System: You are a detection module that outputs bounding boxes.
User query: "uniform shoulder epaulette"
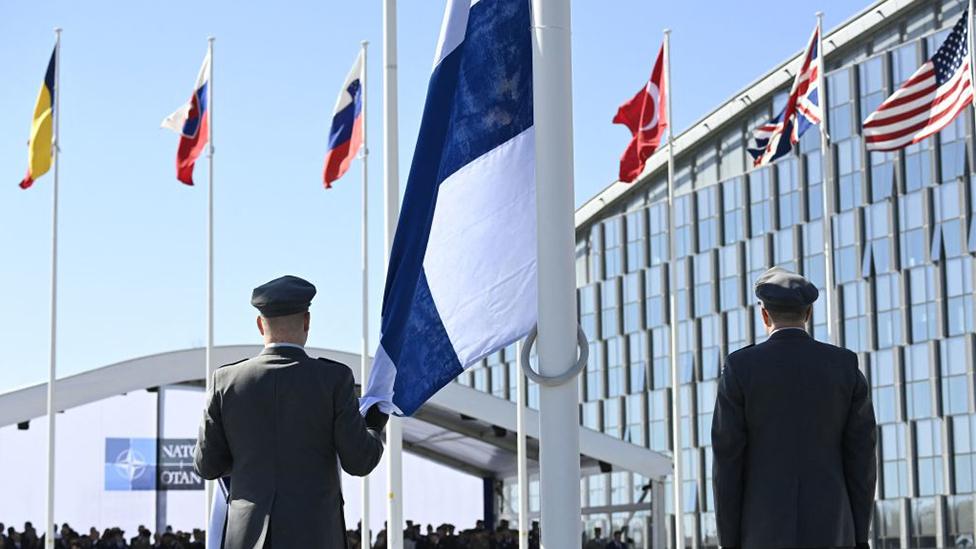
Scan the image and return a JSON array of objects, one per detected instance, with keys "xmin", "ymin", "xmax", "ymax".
[
  {"xmin": 316, "ymin": 356, "xmax": 345, "ymax": 366},
  {"xmin": 218, "ymin": 357, "xmax": 249, "ymax": 369},
  {"xmin": 728, "ymin": 343, "xmax": 756, "ymax": 357}
]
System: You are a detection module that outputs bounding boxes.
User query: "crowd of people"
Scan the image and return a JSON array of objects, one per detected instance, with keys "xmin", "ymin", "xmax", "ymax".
[
  {"xmin": 1, "ymin": 520, "xmax": 634, "ymax": 549},
  {"xmin": 346, "ymin": 520, "xmax": 635, "ymax": 549},
  {"xmin": 0, "ymin": 522, "xmax": 204, "ymax": 549},
  {"xmin": 346, "ymin": 519, "xmax": 533, "ymax": 549}
]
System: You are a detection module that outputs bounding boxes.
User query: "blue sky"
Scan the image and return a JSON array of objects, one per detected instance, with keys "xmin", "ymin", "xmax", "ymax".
[{"xmin": 0, "ymin": 0, "xmax": 865, "ymax": 392}]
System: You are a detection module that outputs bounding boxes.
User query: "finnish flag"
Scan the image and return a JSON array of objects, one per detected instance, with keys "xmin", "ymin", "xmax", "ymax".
[{"xmin": 362, "ymin": 0, "xmax": 537, "ymax": 416}]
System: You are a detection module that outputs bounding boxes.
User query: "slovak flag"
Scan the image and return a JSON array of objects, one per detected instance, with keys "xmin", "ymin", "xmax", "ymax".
[
  {"xmin": 613, "ymin": 44, "xmax": 668, "ymax": 183},
  {"xmin": 323, "ymin": 50, "xmax": 365, "ymax": 188},
  {"xmin": 161, "ymin": 51, "xmax": 211, "ymax": 185},
  {"xmin": 361, "ymin": 0, "xmax": 536, "ymax": 416}
]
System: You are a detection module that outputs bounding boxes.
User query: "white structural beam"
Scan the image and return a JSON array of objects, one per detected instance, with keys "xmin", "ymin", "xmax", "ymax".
[{"xmin": 0, "ymin": 345, "xmax": 672, "ymax": 481}]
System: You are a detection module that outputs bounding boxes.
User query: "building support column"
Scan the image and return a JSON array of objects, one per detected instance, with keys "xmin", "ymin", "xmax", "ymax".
[{"xmin": 652, "ymin": 478, "xmax": 667, "ymax": 549}]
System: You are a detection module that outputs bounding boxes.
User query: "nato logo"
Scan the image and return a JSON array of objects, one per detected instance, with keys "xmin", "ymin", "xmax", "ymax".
[{"xmin": 105, "ymin": 438, "xmax": 157, "ymax": 491}]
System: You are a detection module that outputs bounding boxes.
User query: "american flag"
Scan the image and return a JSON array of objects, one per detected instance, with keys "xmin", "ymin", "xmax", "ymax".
[
  {"xmin": 748, "ymin": 25, "xmax": 823, "ymax": 167},
  {"xmin": 864, "ymin": 11, "xmax": 974, "ymax": 151}
]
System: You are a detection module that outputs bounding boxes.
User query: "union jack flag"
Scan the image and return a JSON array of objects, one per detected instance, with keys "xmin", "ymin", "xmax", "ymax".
[
  {"xmin": 747, "ymin": 25, "xmax": 823, "ymax": 167},
  {"xmin": 864, "ymin": 10, "xmax": 973, "ymax": 151}
]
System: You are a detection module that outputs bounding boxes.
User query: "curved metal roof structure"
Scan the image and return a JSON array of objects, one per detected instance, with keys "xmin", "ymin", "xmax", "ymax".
[{"xmin": 0, "ymin": 345, "xmax": 672, "ymax": 480}]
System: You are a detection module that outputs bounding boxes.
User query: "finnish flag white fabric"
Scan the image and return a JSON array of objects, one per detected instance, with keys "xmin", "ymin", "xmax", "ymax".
[
  {"xmin": 207, "ymin": 477, "xmax": 229, "ymax": 549},
  {"xmin": 361, "ymin": 0, "xmax": 537, "ymax": 416}
]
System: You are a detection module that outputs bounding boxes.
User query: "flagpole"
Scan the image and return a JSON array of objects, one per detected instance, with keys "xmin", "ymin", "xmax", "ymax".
[
  {"xmin": 44, "ymin": 27, "xmax": 62, "ymax": 549},
  {"xmin": 815, "ymin": 13, "xmax": 837, "ymax": 345},
  {"xmin": 383, "ymin": 2, "xmax": 404, "ymax": 547},
  {"xmin": 515, "ymin": 341, "xmax": 529, "ymax": 549},
  {"xmin": 358, "ymin": 39, "xmax": 372, "ymax": 549},
  {"xmin": 530, "ymin": 1, "xmax": 582, "ymax": 547},
  {"xmin": 204, "ymin": 35, "xmax": 216, "ymax": 528},
  {"xmin": 967, "ymin": 0, "xmax": 976, "ymax": 159},
  {"xmin": 663, "ymin": 28, "xmax": 685, "ymax": 549}
]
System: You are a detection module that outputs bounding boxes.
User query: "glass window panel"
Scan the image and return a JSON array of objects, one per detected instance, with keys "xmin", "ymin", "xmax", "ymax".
[
  {"xmin": 648, "ymin": 201, "xmax": 670, "ymax": 266},
  {"xmin": 644, "ymin": 265, "xmax": 666, "ymax": 328},
  {"xmin": 603, "ymin": 217, "xmax": 624, "ymax": 279},
  {"xmin": 697, "ymin": 186, "xmax": 720, "ymax": 251},
  {"xmin": 749, "ymin": 168, "xmax": 774, "ymax": 236},
  {"xmin": 777, "ymin": 158, "xmax": 802, "ymax": 227},
  {"xmin": 674, "ymin": 194, "xmax": 696, "ymax": 258},
  {"xmin": 720, "ymin": 128, "xmax": 744, "ymax": 179},
  {"xmin": 622, "ymin": 272, "xmax": 643, "ymax": 334},
  {"xmin": 719, "ymin": 244, "xmax": 743, "ymax": 311},
  {"xmin": 696, "ymin": 145, "xmax": 719, "ymax": 188},
  {"xmin": 625, "ymin": 208, "xmax": 648, "ymax": 272},
  {"xmin": 694, "ymin": 252, "xmax": 715, "ymax": 317},
  {"xmin": 723, "ymin": 177, "xmax": 746, "ymax": 244},
  {"xmin": 601, "ymin": 278, "xmax": 620, "ymax": 339},
  {"xmin": 805, "ymin": 149, "xmax": 825, "ymax": 220},
  {"xmin": 651, "ymin": 326, "xmax": 671, "ymax": 390},
  {"xmin": 607, "ymin": 337, "xmax": 625, "ymax": 398}
]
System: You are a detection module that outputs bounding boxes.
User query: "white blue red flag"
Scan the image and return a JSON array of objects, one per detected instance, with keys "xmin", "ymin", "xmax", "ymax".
[
  {"xmin": 162, "ymin": 51, "xmax": 211, "ymax": 185},
  {"xmin": 864, "ymin": 10, "xmax": 973, "ymax": 151},
  {"xmin": 323, "ymin": 50, "xmax": 365, "ymax": 188},
  {"xmin": 747, "ymin": 25, "xmax": 823, "ymax": 167},
  {"xmin": 361, "ymin": 0, "xmax": 537, "ymax": 416}
]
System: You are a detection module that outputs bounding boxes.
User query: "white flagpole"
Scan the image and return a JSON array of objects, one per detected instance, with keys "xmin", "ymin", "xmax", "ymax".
[
  {"xmin": 383, "ymin": 2, "xmax": 404, "ymax": 547},
  {"xmin": 968, "ymin": 1, "xmax": 976, "ymax": 176},
  {"xmin": 815, "ymin": 13, "xmax": 837, "ymax": 345},
  {"xmin": 204, "ymin": 35, "xmax": 216, "ymax": 528},
  {"xmin": 664, "ymin": 28, "xmax": 685, "ymax": 549},
  {"xmin": 515, "ymin": 341, "xmax": 529, "ymax": 549},
  {"xmin": 359, "ymin": 39, "xmax": 372, "ymax": 549},
  {"xmin": 530, "ymin": 1, "xmax": 582, "ymax": 548},
  {"xmin": 44, "ymin": 27, "xmax": 62, "ymax": 549}
]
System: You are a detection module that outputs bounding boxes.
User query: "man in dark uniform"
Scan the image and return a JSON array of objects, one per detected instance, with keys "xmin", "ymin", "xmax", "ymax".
[
  {"xmin": 712, "ymin": 267, "xmax": 877, "ymax": 549},
  {"xmin": 194, "ymin": 275, "xmax": 388, "ymax": 548}
]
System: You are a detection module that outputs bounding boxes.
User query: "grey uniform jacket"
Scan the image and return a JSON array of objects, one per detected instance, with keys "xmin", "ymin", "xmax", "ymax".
[
  {"xmin": 194, "ymin": 346, "xmax": 384, "ymax": 549},
  {"xmin": 711, "ymin": 329, "xmax": 877, "ymax": 549}
]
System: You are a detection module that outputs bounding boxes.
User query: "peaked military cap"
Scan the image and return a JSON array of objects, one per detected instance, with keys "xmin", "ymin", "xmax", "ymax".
[
  {"xmin": 251, "ymin": 275, "xmax": 317, "ymax": 317},
  {"xmin": 754, "ymin": 267, "xmax": 818, "ymax": 312}
]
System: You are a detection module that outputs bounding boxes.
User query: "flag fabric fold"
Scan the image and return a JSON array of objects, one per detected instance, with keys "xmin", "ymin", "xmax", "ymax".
[
  {"xmin": 361, "ymin": 0, "xmax": 536, "ymax": 417},
  {"xmin": 613, "ymin": 44, "xmax": 667, "ymax": 183},
  {"xmin": 863, "ymin": 10, "xmax": 973, "ymax": 151},
  {"xmin": 323, "ymin": 51, "xmax": 365, "ymax": 188},
  {"xmin": 207, "ymin": 477, "xmax": 230, "ymax": 549},
  {"xmin": 747, "ymin": 25, "xmax": 823, "ymax": 167},
  {"xmin": 19, "ymin": 46, "xmax": 57, "ymax": 190},
  {"xmin": 162, "ymin": 52, "xmax": 211, "ymax": 185}
]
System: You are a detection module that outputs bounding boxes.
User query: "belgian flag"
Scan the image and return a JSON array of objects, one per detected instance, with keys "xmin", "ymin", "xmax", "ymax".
[{"xmin": 20, "ymin": 46, "xmax": 57, "ymax": 190}]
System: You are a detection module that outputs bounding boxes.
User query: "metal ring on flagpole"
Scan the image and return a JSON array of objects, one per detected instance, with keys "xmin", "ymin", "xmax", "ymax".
[{"xmin": 519, "ymin": 324, "xmax": 588, "ymax": 387}]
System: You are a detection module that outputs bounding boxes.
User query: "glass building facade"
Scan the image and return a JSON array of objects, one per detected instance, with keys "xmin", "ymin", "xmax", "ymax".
[{"xmin": 460, "ymin": 1, "xmax": 976, "ymax": 547}]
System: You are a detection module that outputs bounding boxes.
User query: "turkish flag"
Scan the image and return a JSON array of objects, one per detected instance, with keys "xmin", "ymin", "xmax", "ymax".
[{"xmin": 613, "ymin": 44, "xmax": 668, "ymax": 183}]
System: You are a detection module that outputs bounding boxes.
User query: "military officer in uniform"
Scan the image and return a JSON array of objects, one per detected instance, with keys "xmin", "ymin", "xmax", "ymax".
[
  {"xmin": 711, "ymin": 267, "xmax": 877, "ymax": 549},
  {"xmin": 194, "ymin": 275, "xmax": 388, "ymax": 548}
]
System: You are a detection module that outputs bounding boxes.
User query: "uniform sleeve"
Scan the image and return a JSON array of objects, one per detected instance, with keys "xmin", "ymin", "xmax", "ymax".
[
  {"xmin": 194, "ymin": 370, "xmax": 233, "ymax": 480},
  {"xmin": 711, "ymin": 358, "xmax": 746, "ymax": 548},
  {"xmin": 334, "ymin": 366, "xmax": 385, "ymax": 476},
  {"xmin": 843, "ymin": 360, "xmax": 878, "ymax": 544}
]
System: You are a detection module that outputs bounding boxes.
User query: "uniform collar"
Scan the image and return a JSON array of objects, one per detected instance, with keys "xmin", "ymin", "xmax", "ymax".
[
  {"xmin": 260, "ymin": 342, "xmax": 308, "ymax": 358},
  {"xmin": 768, "ymin": 326, "xmax": 810, "ymax": 340}
]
